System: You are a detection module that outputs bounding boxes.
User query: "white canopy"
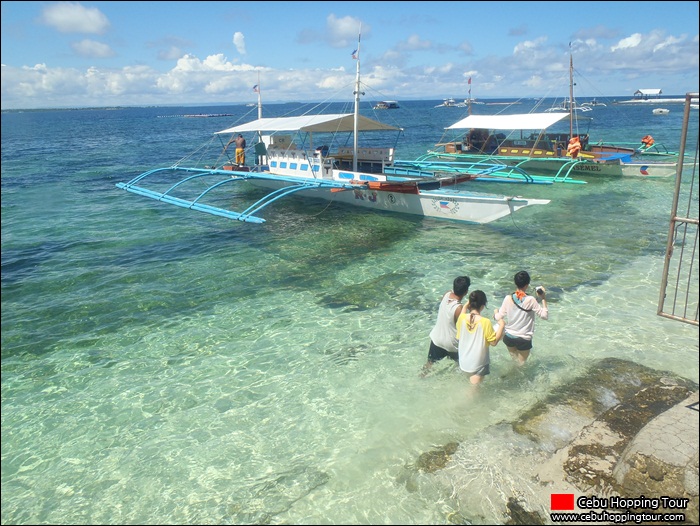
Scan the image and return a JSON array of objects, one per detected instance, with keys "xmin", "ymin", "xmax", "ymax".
[
  {"xmin": 634, "ymin": 89, "xmax": 662, "ymax": 96},
  {"xmin": 447, "ymin": 112, "xmax": 569, "ymax": 131},
  {"xmin": 215, "ymin": 113, "xmax": 401, "ymax": 135}
]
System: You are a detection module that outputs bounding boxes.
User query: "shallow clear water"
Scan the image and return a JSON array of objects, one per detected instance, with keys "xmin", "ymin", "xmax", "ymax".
[{"xmin": 2, "ymin": 99, "xmax": 698, "ymax": 524}]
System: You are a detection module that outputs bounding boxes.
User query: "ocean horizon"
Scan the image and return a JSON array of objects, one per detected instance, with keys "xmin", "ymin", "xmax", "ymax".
[
  {"xmin": 2, "ymin": 92, "xmax": 696, "ymax": 112},
  {"xmin": 2, "ymin": 98, "xmax": 698, "ymax": 524}
]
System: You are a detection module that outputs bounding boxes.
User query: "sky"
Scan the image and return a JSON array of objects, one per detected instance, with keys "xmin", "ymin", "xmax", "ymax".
[{"xmin": 1, "ymin": 1, "xmax": 698, "ymax": 110}]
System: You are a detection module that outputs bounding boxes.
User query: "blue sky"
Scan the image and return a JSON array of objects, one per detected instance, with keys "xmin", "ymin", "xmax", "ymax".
[{"xmin": 1, "ymin": 1, "xmax": 698, "ymax": 109}]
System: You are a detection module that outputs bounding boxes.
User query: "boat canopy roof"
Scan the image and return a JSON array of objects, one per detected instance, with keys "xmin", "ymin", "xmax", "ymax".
[
  {"xmin": 447, "ymin": 112, "xmax": 569, "ymax": 131},
  {"xmin": 215, "ymin": 113, "xmax": 401, "ymax": 135}
]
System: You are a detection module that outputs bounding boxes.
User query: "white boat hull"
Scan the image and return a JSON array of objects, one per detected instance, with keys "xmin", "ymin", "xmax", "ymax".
[{"xmin": 249, "ymin": 176, "xmax": 549, "ymax": 224}]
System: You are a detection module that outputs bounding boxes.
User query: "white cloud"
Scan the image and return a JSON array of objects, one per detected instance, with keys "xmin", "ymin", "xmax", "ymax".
[
  {"xmin": 523, "ymin": 75, "xmax": 545, "ymax": 89},
  {"xmin": 513, "ymin": 37, "xmax": 547, "ymax": 55},
  {"xmin": 652, "ymin": 35, "xmax": 684, "ymax": 53},
  {"xmin": 611, "ymin": 33, "xmax": 642, "ymax": 52},
  {"xmin": 71, "ymin": 39, "xmax": 115, "ymax": 58},
  {"xmin": 1, "ymin": 27, "xmax": 697, "ymax": 110},
  {"xmin": 317, "ymin": 72, "xmax": 351, "ymax": 91},
  {"xmin": 170, "ymin": 53, "xmax": 254, "ymax": 73},
  {"xmin": 233, "ymin": 32, "xmax": 246, "ymax": 55},
  {"xmin": 40, "ymin": 2, "xmax": 110, "ymax": 34},
  {"xmin": 1, "ymin": 63, "xmax": 84, "ymax": 102},
  {"xmin": 325, "ymin": 14, "xmax": 365, "ymax": 48}
]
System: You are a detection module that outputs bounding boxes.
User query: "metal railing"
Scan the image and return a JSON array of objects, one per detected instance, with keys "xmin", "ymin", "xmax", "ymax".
[{"xmin": 657, "ymin": 92, "xmax": 699, "ymax": 326}]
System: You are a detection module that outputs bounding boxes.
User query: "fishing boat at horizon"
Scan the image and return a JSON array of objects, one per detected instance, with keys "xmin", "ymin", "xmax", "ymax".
[
  {"xmin": 373, "ymin": 100, "xmax": 400, "ymax": 109},
  {"xmin": 434, "ymin": 98, "xmax": 458, "ymax": 108}
]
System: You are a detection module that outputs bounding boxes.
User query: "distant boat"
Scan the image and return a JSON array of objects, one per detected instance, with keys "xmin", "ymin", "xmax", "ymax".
[
  {"xmin": 373, "ymin": 100, "xmax": 399, "ymax": 109},
  {"xmin": 544, "ymin": 99, "xmax": 592, "ymax": 113},
  {"xmin": 581, "ymin": 98, "xmax": 607, "ymax": 108},
  {"xmin": 652, "ymin": 108, "xmax": 670, "ymax": 115},
  {"xmin": 182, "ymin": 113, "xmax": 236, "ymax": 118},
  {"xmin": 435, "ymin": 98, "xmax": 458, "ymax": 108},
  {"xmin": 455, "ymin": 98, "xmax": 484, "ymax": 107}
]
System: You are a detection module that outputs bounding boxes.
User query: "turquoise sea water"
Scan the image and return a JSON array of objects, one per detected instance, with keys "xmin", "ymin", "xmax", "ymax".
[{"xmin": 2, "ymin": 98, "xmax": 699, "ymax": 524}]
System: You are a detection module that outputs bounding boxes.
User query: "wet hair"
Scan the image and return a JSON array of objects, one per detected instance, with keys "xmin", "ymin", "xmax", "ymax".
[
  {"xmin": 468, "ymin": 290, "xmax": 487, "ymax": 310},
  {"xmin": 514, "ymin": 271, "xmax": 531, "ymax": 289},
  {"xmin": 453, "ymin": 276, "xmax": 471, "ymax": 297}
]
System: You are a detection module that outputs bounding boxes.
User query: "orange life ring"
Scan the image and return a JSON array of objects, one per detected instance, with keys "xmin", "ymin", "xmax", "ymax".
[
  {"xmin": 567, "ymin": 137, "xmax": 581, "ymax": 159},
  {"xmin": 641, "ymin": 135, "xmax": 655, "ymax": 147}
]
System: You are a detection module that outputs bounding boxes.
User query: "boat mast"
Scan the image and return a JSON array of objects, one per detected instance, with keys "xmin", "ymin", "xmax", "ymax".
[
  {"xmin": 467, "ymin": 76, "xmax": 472, "ymax": 116},
  {"xmin": 352, "ymin": 26, "xmax": 363, "ymax": 172},
  {"xmin": 256, "ymin": 71, "xmax": 262, "ymax": 120},
  {"xmin": 568, "ymin": 43, "xmax": 574, "ymax": 139},
  {"xmin": 252, "ymin": 73, "xmax": 264, "ymax": 164},
  {"xmin": 255, "ymin": 72, "xmax": 262, "ymax": 145}
]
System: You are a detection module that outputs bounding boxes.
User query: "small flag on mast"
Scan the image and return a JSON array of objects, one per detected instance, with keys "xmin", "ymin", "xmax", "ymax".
[
  {"xmin": 351, "ymin": 49, "xmax": 358, "ymax": 60},
  {"xmin": 252, "ymin": 85, "xmax": 259, "ymax": 93}
]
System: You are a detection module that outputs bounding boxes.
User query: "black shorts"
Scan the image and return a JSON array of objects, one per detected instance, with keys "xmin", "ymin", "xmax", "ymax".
[
  {"xmin": 503, "ymin": 333, "xmax": 533, "ymax": 351},
  {"xmin": 427, "ymin": 340, "xmax": 458, "ymax": 363}
]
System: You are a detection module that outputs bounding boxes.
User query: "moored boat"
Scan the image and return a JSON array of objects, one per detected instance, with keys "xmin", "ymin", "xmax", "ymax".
[
  {"xmin": 116, "ymin": 34, "xmax": 549, "ymax": 225},
  {"xmin": 420, "ymin": 112, "xmax": 677, "ymax": 179},
  {"xmin": 373, "ymin": 100, "xmax": 400, "ymax": 109},
  {"xmin": 435, "ymin": 98, "xmax": 458, "ymax": 108},
  {"xmin": 418, "ymin": 47, "xmax": 677, "ymax": 180},
  {"xmin": 581, "ymin": 98, "xmax": 607, "ymax": 108}
]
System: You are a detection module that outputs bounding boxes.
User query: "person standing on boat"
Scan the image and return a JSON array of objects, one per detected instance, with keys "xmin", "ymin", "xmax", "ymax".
[
  {"xmin": 235, "ymin": 134, "xmax": 246, "ymax": 165},
  {"xmin": 421, "ymin": 276, "xmax": 470, "ymax": 376},
  {"xmin": 495, "ymin": 271, "xmax": 548, "ymax": 365},
  {"xmin": 567, "ymin": 136, "xmax": 581, "ymax": 159},
  {"xmin": 456, "ymin": 290, "xmax": 505, "ymax": 385}
]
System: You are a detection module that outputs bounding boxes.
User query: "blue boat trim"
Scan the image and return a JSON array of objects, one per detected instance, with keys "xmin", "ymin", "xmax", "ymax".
[{"xmin": 116, "ymin": 166, "xmax": 360, "ymax": 223}]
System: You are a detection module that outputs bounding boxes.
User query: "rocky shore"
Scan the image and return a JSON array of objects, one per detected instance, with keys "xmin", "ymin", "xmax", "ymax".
[{"xmin": 401, "ymin": 357, "xmax": 699, "ymax": 524}]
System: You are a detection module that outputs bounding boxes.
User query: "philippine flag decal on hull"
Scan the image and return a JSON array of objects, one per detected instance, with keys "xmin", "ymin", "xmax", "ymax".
[{"xmin": 433, "ymin": 199, "xmax": 458, "ymax": 214}]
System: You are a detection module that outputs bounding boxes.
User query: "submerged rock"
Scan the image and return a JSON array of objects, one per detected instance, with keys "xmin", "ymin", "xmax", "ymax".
[
  {"xmin": 504, "ymin": 497, "xmax": 545, "ymax": 525},
  {"xmin": 407, "ymin": 357, "xmax": 698, "ymax": 524},
  {"xmin": 415, "ymin": 442, "xmax": 460, "ymax": 473}
]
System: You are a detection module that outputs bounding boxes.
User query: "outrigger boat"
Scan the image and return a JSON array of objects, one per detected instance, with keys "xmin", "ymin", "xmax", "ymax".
[
  {"xmin": 419, "ymin": 111, "xmax": 677, "ymax": 179},
  {"xmin": 116, "ymin": 36, "xmax": 549, "ymax": 225},
  {"xmin": 419, "ymin": 45, "xmax": 677, "ymax": 180}
]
